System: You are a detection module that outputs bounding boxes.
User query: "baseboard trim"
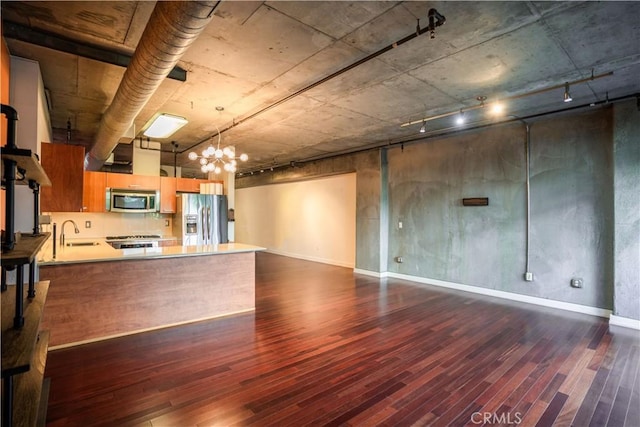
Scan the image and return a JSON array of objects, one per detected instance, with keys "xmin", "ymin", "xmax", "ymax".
[
  {"xmin": 266, "ymin": 249, "xmax": 354, "ymax": 269},
  {"xmin": 353, "ymin": 268, "xmax": 388, "ymax": 278},
  {"xmin": 609, "ymin": 315, "xmax": 640, "ymax": 330},
  {"xmin": 388, "ymin": 272, "xmax": 612, "ymax": 318},
  {"xmin": 353, "ymin": 269, "xmax": 613, "ymax": 319}
]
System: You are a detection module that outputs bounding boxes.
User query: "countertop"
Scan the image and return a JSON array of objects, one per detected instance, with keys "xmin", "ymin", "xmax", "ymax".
[{"xmin": 38, "ymin": 238, "xmax": 266, "ymax": 265}]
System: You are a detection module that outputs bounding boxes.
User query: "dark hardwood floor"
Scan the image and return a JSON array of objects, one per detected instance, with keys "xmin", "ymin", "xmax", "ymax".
[{"xmin": 44, "ymin": 253, "xmax": 639, "ymax": 426}]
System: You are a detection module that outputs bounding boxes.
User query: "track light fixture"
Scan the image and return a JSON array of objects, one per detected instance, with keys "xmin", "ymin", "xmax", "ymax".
[
  {"xmin": 419, "ymin": 121, "xmax": 427, "ymax": 133},
  {"xmin": 563, "ymin": 82, "xmax": 573, "ymax": 103},
  {"xmin": 491, "ymin": 103, "xmax": 504, "ymax": 115},
  {"xmin": 400, "ymin": 71, "xmax": 613, "ymax": 131},
  {"xmin": 426, "ymin": 8, "xmax": 446, "ymax": 39},
  {"xmin": 455, "ymin": 110, "xmax": 465, "ymax": 125}
]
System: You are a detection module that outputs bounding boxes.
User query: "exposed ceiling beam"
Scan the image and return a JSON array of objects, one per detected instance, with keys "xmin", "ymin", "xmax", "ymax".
[{"xmin": 2, "ymin": 20, "xmax": 187, "ymax": 82}]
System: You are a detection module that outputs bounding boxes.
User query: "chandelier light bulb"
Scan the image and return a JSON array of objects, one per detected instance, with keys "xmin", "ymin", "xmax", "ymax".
[
  {"xmin": 223, "ymin": 147, "xmax": 233, "ymax": 157},
  {"xmin": 207, "ymin": 162, "xmax": 215, "ymax": 172},
  {"xmin": 199, "ymin": 157, "xmax": 208, "ymax": 166},
  {"xmin": 188, "ymin": 151, "xmax": 198, "ymax": 160},
  {"xmin": 214, "ymin": 148, "xmax": 223, "ymax": 159},
  {"xmin": 201, "ymin": 164, "xmax": 208, "ymax": 173},
  {"xmin": 214, "ymin": 166, "xmax": 222, "ymax": 174},
  {"xmin": 239, "ymin": 153, "xmax": 248, "ymax": 162}
]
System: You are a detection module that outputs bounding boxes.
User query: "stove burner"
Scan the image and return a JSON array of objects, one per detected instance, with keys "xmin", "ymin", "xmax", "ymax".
[{"xmin": 106, "ymin": 234, "xmax": 161, "ymax": 241}]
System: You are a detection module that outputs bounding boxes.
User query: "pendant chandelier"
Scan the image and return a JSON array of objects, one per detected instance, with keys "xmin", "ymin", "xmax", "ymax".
[{"xmin": 187, "ymin": 125, "xmax": 247, "ymax": 174}]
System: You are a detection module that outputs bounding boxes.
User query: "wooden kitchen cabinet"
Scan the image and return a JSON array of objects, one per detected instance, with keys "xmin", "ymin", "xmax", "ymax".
[
  {"xmin": 83, "ymin": 171, "xmax": 107, "ymax": 212},
  {"xmin": 160, "ymin": 176, "xmax": 176, "ymax": 213},
  {"xmin": 106, "ymin": 173, "xmax": 160, "ymax": 191},
  {"xmin": 40, "ymin": 142, "xmax": 85, "ymax": 212},
  {"xmin": 176, "ymin": 178, "xmax": 222, "ymax": 193},
  {"xmin": 176, "ymin": 177, "xmax": 203, "ymax": 193}
]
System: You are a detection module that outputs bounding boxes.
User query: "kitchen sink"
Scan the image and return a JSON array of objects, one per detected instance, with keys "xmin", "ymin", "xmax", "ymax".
[{"xmin": 66, "ymin": 241, "xmax": 100, "ymax": 247}]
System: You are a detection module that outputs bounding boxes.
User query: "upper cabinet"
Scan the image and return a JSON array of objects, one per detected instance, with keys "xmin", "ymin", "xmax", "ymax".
[
  {"xmin": 40, "ymin": 142, "xmax": 84, "ymax": 212},
  {"xmin": 176, "ymin": 177, "xmax": 203, "ymax": 193},
  {"xmin": 176, "ymin": 178, "xmax": 222, "ymax": 193},
  {"xmin": 106, "ymin": 173, "xmax": 160, "ymax": 191},
  {"xmin": 83, "ymin": 171, "xmax": 107, "ymax": 212},
  {"xmin": 159, "ymin": 177, "xmax": 176, "ymax": 214}
]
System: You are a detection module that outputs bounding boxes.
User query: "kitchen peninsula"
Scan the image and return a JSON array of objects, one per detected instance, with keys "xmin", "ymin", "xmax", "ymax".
[{"xmin": 38, "ymin": 240, "xmax": 265, "ymax": 348}]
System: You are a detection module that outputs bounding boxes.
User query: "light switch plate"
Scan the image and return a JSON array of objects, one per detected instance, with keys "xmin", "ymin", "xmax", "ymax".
[{"xmin": 85, "ymin": 221, "xmax": 91, "ymax": 229}]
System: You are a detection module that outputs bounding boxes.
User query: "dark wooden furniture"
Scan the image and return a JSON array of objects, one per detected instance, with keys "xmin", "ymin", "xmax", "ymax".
[{"xmin": 40, "ymin": 143, "xmax": 85, "ymax": 213}]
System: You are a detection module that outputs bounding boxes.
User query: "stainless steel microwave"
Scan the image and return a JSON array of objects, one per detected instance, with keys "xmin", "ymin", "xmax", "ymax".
[{"xmin": 106, "ymin": 188, "xmax": 159, "ymax": 213}]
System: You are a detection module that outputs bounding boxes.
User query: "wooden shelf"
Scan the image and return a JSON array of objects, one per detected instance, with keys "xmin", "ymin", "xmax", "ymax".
[
  {"xmin": 1, "ymin": 233, "xmax": 50, "ymax": 266},
  {"xmin": 11, "ymin": 330, "xmax": 50, "ymax": 427},
  {"xmin": 1, "ymin": 148, "xmax": 52, "ymax": 187},
  {"xmin": 1, "ymin": 281, "xmax": 49, "ymax": 378}
]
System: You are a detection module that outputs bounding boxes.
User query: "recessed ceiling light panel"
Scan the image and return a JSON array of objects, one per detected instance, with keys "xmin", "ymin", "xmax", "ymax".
[{"xmin": 143, "ymin": 113, "xmax": 188, "ymax": 138}]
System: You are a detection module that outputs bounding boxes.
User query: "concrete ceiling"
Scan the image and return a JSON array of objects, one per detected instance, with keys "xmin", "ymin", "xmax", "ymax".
[{"xmin": 2, "ymin": 1, "xmax": 639, "ymax": 176}]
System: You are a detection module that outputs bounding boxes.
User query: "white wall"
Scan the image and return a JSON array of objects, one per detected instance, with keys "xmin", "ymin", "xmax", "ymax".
[
  {"xmin": 133, "ymin": 139, "xmax": 160, "ymax": 176},
  {"xmin": 236, "ymin": 173, "xmax": 356, "ymax": 268},
  {"xmin": 9, "ymin": 56, "xmax": 52, "ymax": 233}
]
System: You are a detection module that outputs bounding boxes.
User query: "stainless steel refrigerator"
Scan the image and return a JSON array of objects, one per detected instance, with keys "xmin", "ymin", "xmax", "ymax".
[{"xmin": 173, "ymin": 194, "xmax": 228, "ymax": 245}]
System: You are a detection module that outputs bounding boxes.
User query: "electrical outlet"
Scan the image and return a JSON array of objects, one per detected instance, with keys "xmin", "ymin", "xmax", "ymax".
[
  {"xmin": 571, "ymin": 278, "xmax": 583, "ymax": 288},
  {"xmin": 524, "ymin": 272, "xmax": 534, "ymax": 281},
  {"xmin": 85, "ymin": 221, "xmax": 91, "ymax": 229},
  {"xmin": 165, "ymin": 219, "xmax": 170, "ymax": 227},
  {"xmin": 398, "ymin": 221, "xmax": 403, "ymax": 229},
  {"xmin": 395, "ymin": 256, "xmax": 403, "ymax": 263}
]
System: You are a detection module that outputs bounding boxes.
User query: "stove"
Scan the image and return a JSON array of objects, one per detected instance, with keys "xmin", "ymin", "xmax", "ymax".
[
  {"xmin": 105, "ymin": 234, "xmax": 161, "ymax": 249},
  {"xmin": 106, "ymin": 234, "xmax": 161, "ymax": 240}
]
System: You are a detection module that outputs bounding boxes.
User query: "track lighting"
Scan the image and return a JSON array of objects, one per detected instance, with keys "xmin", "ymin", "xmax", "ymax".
[
  {"xmin": 427, "ymin": 9, "xmax": 446, "ymax": 39},
  {"xmin": 491, "ymin": 103, "xmax": 504, "ymax": 115},
  {"xmin": 400, "ymin": 71, "xmax": 613, "ymax": 132},
  {"xmin": 563, "ymin": 82, "xmax": 572, "ymax": 103},
  {"xmin": 455, "ymin": 111, "xmax": 465, "ymax": 125}
]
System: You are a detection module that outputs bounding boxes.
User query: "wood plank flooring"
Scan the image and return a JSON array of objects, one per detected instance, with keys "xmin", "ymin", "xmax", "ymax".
[{"xmin": 43, "ymin": 253, "xmax": 639, "ymax": 426}]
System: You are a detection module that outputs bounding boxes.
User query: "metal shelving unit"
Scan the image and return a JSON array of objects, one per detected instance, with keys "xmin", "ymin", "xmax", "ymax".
[{"xmin": 1, "ymin": 104, "xmax": 52, "ymax": 427}]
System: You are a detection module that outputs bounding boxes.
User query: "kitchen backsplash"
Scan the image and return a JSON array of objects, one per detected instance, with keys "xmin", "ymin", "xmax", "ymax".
[{"xmin": 42, "ymin": 212, "xmax": 172, "ymax": 239}]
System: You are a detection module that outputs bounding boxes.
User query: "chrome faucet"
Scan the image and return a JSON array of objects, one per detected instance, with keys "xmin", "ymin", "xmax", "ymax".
[{"xmin": 60, "ymin": 219, "xmax": 80, "ymax": 246}]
